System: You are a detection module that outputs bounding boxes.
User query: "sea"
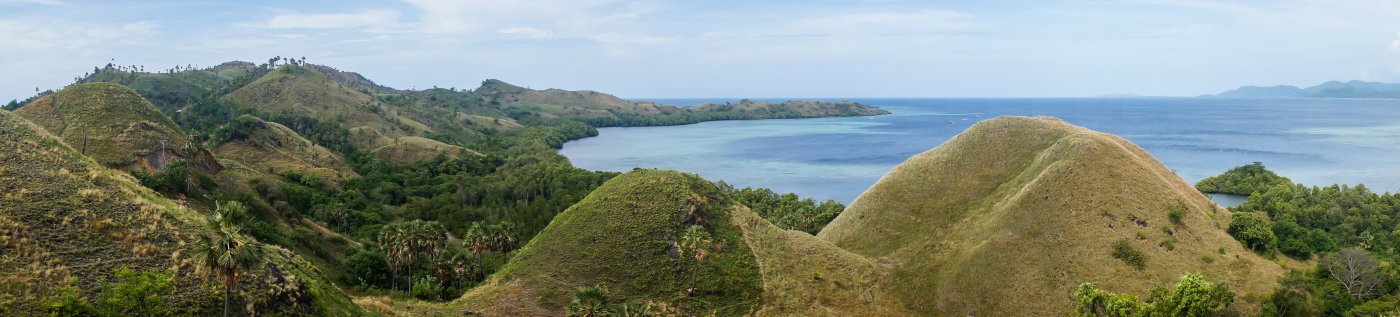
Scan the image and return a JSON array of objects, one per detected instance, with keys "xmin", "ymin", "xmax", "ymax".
[{"xmin": 559, "ymin": 98, "xmax": 1400, "ymax": 206}]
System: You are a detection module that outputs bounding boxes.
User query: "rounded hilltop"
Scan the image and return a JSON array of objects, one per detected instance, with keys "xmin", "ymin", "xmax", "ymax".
[
  {"xmin": 819, "ymin": 116, "xmax": 1284, "ymax": 316},
  {"xmin": 13, "ymin": 82, "xmax": 221, "ymax": 174}
]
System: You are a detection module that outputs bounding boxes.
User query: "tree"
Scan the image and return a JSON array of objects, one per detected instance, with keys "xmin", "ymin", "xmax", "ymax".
[
  {"xmin": 1321, "ymin": 248, "xmax": 1381, "ymax": 300},
  {"xmin": 1074, "ymin": 273, "xmax": 1233, "ymax": 317},
  {"xmin": 95, "ymin": 267, "xmax": 173, "ymax": 316},
  {"xmin": 1227, "ymin": 211, "xmax": 1276, "ymax": 253},
  {"xmin": 679, "ymin": 225, "xmax": 713, "ymax": 294},
  {"xmin": 191, "ymin": 201, "xmax": 266, "ymax": 317}
]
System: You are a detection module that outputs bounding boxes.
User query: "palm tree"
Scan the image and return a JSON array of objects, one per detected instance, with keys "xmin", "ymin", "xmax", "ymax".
[
  {"xmin": 679, "ymin": 225, "xmax": 712, "ymax": 295},
  {"xmin": 191, "ymin": 201, "xmax": 265, "ymax": 317}
]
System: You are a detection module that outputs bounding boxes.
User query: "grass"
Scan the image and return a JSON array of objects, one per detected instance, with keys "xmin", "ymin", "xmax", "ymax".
[
  {"xmin": 816, "ymin": 116, "xmax": 1284, "ymax": 316},
  {"xmin": 12, "ymin": 83, "xmax": 221, "ymax": 173},
  {"xmin": 0, "ymin": 110, "xmax": 365, "ymax": 315},
  {"xmin": 226, "ymin": 65, "xmax": 427, "ymax": 148},
  {"xmin": 456, "ymin": 169, "xmax": 763, "ymax": 316},
  {"xmin": 729, "ymin": 204, "xmax": 909, "ymax": 316},
  {"xmin": 216, "ymin": 116, "xmax": 358, "ymax": 187}
]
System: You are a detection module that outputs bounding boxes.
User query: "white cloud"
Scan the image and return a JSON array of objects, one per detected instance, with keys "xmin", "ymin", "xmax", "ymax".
[
  {"xmin": 498, "ymin": 27, "xmax": 556, "ymax": 39},
  {"xmin": 0, "ymin": 19, "xmax": 159, "ymax": 50},
  {"xmin": 263, "ymin": 9, "xmax": 400, "ymax": 30},
  {"xmin": 0, "ymin": 0, "xmax": 68, "ymax": 6},
  {"xmin": 1392, "ymin": 39, "xmax": 1400, "ymax": 52}
]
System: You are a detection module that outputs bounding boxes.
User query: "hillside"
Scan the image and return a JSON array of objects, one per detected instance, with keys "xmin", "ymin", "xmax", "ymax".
[
  {"xmin": 474, "ymin": 79, "xmax": 888, "ymax": 126},
  {"xmin": 1207, "ymin": 80, "xmax": 1400, "ymax": 98},
  {"xmin": 13, "ymin": 82, "xmax": 221, "ymax": 174},
  {"xmin": 456, "ymin": 170, "xmax": 765, "ymax": 316},
  {"xmin": 0, "ymin": 110, "xmax": 362, "ymax": 315},
  {"xmin": 225, "ymin": 65, "xmax": 467, "ymax": 162},
  {"xmin": 817, "ymin": 116, "xmax": 1284, "ymax": 315},
  {"xmin": 216, "ymin": 115, "xmax": 359, "ymax": 187},
  {"xmin": 452, "ymin": 169, "xmax": 907, "ymax": 316}
]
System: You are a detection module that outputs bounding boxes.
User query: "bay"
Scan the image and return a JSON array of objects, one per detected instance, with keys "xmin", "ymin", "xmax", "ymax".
[{"xmin": 560, "ymin": 98, "xmax": 1400, "ymax": 204}]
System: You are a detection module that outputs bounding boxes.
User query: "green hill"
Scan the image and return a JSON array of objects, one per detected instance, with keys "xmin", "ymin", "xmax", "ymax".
[
  {"xmin": 0, "ymin": 110, "xmax": 362, "ymax": 315},
  {"xmin": 457, "ymin": 170, "xmax": 764, "ymax": 316},
  {"xmin": 453, "ymin": 169, "xmax": 908, "ymax": 316},
  {"xmin": 216, "ymin": 115, "xmax": 358, "ymax": 187},
  {"xmin": 817, "ymin": 116, "xmax": 1284, "ymax": 316},
  {"xmin": 225, "ymin": 65, "xmax": 468, "ymax": 163},
  {"xmin": 13, "ymin": 82, "xmax": 221, "ymax": 174}
]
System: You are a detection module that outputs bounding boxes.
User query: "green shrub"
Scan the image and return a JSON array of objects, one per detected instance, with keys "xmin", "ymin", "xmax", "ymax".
[
  {"xmin": 566, "ymin": 285, "xmax": 612, "ymax": 317},
  {"xmin": 410, "ymin": 276, "xmax": 444, "ymax": 301},
  {"xmin": 44, "ymin": 278, "xmax": 93, "ymax": 317},
  {"xmin": 1112, "ymin": 239, "xmax": 1146, "ymax": 270},
  {"xmin": 1227, "ymin": 212, "xmax": 1276, "ymax": 253},
  {"xmin": 1167, "ymin": 202, "xmax": 1186, "ymax": 225},
  {"xmin": 1074, "ymin": 273, "xmax": 1234, "ymax": 317},
  {"xmin": 95, "ymin": 267, "xmax": 173, "ymax": 316}
]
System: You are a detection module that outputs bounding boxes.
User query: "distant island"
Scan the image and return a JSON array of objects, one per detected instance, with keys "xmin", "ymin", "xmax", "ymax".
[{"xmin": 1204, "ymin": 80, "xmax": 1400, "ymax": 98}]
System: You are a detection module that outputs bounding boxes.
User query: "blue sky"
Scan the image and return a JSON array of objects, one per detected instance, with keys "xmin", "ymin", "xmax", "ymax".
[{"xmin": 3, "ymin": 0, "xmax": 1400, "ymax": 101}]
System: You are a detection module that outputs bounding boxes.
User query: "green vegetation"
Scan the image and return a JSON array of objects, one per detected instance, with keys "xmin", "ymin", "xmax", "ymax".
[
  {"xmin": 1112, "ymin": 239, "xmax": 1147, "ymax": 270},
  {"xmin": 720, "ymin": 182, "xmax": 844, "ymax": 234},
  {"xmin": 43, "ymin": 267, "xmax": 174, "ymax": 317},
  {"xmin": 0, "ymin": 110, "xmax": 363, "ymax": 315},
  {"xmin": 458, "ymin": 170, "xmax": 764, "ymax": 316},
  {"xmin": 1198, "ymin": 162, "xmax": 1400, "ymax": 314},
  {"xmin": 1074, "ymin": 273, "xmax": 1235, "ymax": 317},
  {"xmin": 1194, "ymin": 161, "xmax": 1291, "ymax": 195},
  {"xmin": 191, "ymin": 201, "xmax": 267, "ymax": 317}
]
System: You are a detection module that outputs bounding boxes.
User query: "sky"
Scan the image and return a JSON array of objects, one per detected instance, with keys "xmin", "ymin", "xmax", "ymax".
[{"xmin": 3, "ymin": 0, "xmax": 1400, "ymax": 101}]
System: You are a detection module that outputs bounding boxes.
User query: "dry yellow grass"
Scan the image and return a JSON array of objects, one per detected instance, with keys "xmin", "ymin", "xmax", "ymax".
[
  {"xmin": 730, "ymin": 205, "xmax": 909, "ymax": 316},
  {"xmin": 370, "ymin": 136, "xmax": 480, "ymax": 163},
  {"xmin": 216, "ymin": 116, "xmax": 358, "ymax": 187},
  {"xmin": 0, "ymin": 110, "xmax": 363, "ymax": 315},
  {"xmin": 13, "ymin": 82, "xmax": 221, "ymax": 173},
  {"xmin": 818, "ymin": 116, "xmax": 1283, "ymax": 316}
]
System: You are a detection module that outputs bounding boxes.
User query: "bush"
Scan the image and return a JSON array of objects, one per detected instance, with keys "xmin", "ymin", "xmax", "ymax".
[
  {"xmin": 342, "ymin": 249, "xmax": 391, "ymax": 290},
  {"xmin": 1074, "ymin": 273, "xmax": 1234, "ymax": 317},
  {"xmin": 566, "ymin": 285, "xmax": 612, "ymax": 317},
  {"xmin": 1167, "ymin": 202, "xmax": 1186, "ymax": 225},
  {"xmin": 411, "ymin": 276, "xmax": 444, "ymax": 301},
  {"xmin": 1227, "ymin": 212, "xmax": 1276, "ymax": 253},
  {"xmin": 44, "ymin": 278, "xmax": 93, "ymax": 316},
  {"xmin": 95, "ymin": 267, "xmax": 173, "ymax": 316},
  {"xmin": 1112, "ymin": 239, "xmax": 1146, "ymax": 270}
]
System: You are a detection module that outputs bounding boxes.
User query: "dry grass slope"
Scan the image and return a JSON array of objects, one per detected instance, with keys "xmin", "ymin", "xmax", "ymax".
[
  {"xmin": 13, "ymin": 82, "xmax": 221, "ymax": 173},
  {"xmin": 0, "ymin": 110, "xmax": 363, "ymax": 315},
  {"xmin": 818, "ymin": 116, "xmax": 1282, "ymax": 316},
  {"xmin": 730, "ymin": 205, "xmax": 909, "ymax": 316},
  {"xmin": 217, "ymin": 116, "xmax": 358, "ymax": 187}
]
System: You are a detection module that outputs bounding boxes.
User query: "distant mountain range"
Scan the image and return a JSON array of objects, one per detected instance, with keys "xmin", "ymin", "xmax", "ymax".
[{"xmin": 1204, "ymin": 80, "xmax": 1400, "ymax": 98}]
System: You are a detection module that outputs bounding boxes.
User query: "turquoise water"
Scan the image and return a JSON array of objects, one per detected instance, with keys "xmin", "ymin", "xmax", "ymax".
[{"xmin": 560, "ymin": 98, "xmax": 1400, "ymax": 204}]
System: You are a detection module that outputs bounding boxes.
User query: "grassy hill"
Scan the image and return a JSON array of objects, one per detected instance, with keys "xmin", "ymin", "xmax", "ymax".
[
  {"xmin": 225, "ymin": 65, "xmax": 468, "ymax": 163},
  {"xmin": 216, "ymin": 115, "xmax": 359, "ymax": 187},
  {"xmin": 0, "ymin": 110, "xmax": 363, "ymax": 315},
  {"xmin": 452, "ymin": 169, "xmax": 911, "ymax": 316},
  {"xmin": 817, "ymin": 116, "xmax": 1283, "ymax": 316},
  {"xmin": 456, "ymin": 169, "xmax": 764, "ymax": 316},
  {"xmin": 13, "ymin": 82, "xmax": 221, "ymax": 174}
]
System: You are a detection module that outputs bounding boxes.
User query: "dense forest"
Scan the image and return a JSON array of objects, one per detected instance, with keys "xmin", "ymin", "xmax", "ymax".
[{"xmin": 1203, "ymin": 163, "xmax": 1400, "ymax": 315}]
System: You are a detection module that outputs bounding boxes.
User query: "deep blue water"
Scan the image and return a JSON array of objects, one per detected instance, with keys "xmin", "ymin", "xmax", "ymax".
[{"xmin": 560, "ymin": 98, "xmax": 1400, "ymax": 204}]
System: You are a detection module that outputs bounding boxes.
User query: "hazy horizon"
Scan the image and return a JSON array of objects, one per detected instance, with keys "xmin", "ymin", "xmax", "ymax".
[{"xmin": 4, "ymin": 0, "xmax": 1400, "ymax": 101}]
